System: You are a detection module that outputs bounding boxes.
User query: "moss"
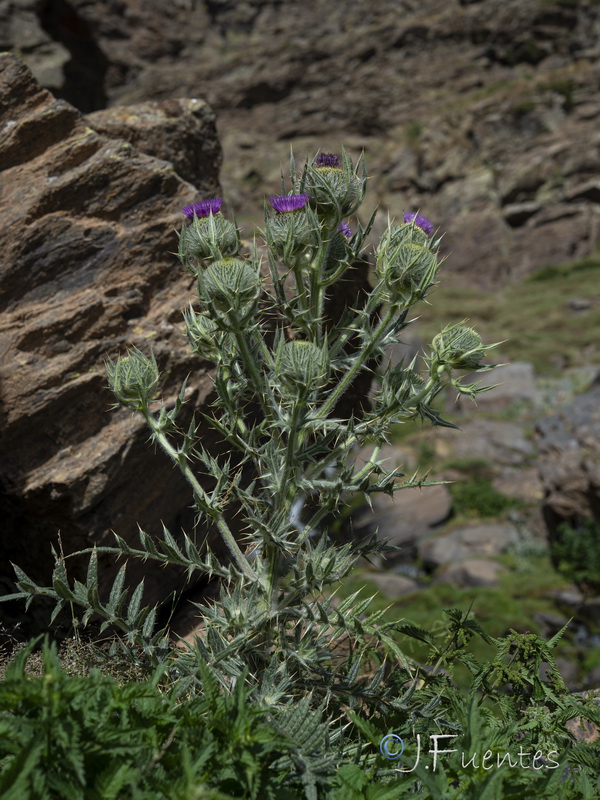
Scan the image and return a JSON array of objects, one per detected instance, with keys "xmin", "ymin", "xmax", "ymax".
[
  {"xmin": 440, "ymin": 456, "xmax": 491, "ymax": 475},
  {"xmin": 581, "ymin": 647, "xmax": 600, "ymax": 676},
  {"xmin": 449, "ymin": 476, "xmax": 521, "ymax": 518},
  {"xmin": 540, "ymin": 78, "xmax": 576, "ymax": 111},
  {"xmin": 403, "ymin": 121, "xmax": 422, "ymax": 148},
  {"xmin": 550, "ymin": 518, "xmax": 600, "ymax": 596}
]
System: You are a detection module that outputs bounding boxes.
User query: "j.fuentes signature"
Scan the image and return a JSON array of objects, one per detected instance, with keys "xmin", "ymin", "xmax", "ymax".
[{"xmin": 380, "ymin": 734, "xmax": 560, "ymax": 773}]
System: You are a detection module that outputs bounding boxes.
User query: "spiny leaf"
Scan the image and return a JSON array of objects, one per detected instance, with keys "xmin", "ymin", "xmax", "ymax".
[{"xmin": 126, "ymin": 581, "xmax": 145, "ymax": 626}]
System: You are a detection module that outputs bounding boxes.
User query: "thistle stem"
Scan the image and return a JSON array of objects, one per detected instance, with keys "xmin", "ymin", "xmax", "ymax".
[
  {"xmin": 310, "ymin": 237, "xmax": 331, "ymax": 343},
  {"xmin": 231, "ymin": 327, "xmax": 273, "ymax": 422},
  {"xmin": 277, "ymin": 401, "xmax": 302, "ymax": 505},
  {"xmin": 315, "ymin": 305, "xmax": 397, "ymax": 420},
  {"xmin": 143, "ymin": 410, "xmax": 260, "ymax": 584}
]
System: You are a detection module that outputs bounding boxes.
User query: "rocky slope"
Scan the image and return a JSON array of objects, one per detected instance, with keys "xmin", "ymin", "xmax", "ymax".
[
  {"xmin": 4, "ymin": 0, "xmax": 600, "ymax": 284},
  {"xmin": 0, "ymin": 53, "xmax": 222, "ymax": 629}
]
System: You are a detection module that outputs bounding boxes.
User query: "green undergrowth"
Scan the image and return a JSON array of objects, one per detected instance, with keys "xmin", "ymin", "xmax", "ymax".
[
  {"xmin": 414, "ymin": 251, "xmax": 600, "ymax": 376},
  {"xmin": 447, "ymin": 477, "xmax": 522, "ymax": 519},
  {"xmin": 1, "ymin": 630, "xmax": 599, "ymax": 800},
  {"xmin": 340, "ymin": 552, "xmax": 579, "ymax": 687},
  {"xmin": 550, "ymin": 518, "xmax": 600, "ymax": 597}
]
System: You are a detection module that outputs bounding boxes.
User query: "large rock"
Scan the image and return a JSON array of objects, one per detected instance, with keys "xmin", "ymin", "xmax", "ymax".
[
  {"xmin": 352, "ymin": 480, "xmax": 453, "ymax": 557},
  {"xmin": 0, "ymin": 54, "xmax": 222, "ymax": 629},
  {"xmin": 536, "ymin": 378, "xmax": 600, "ymax": 537},
  {"xmin": 433, "ymin": 558, "xmax": 506, "ymax": 589},
  {"xmin": 434, "ymin": 419, "xmax": 535, "ymax": 468},
  {"xmin": 86, "ymin": 100, "xmax": 221, "ymax": 191},
  {"xmin": 418, "ymin": 522, "xmax": 515, "ymax": 570},
  {"xmin": 450, "ymin": 362, "xmax": 540, "ymax": 414}
]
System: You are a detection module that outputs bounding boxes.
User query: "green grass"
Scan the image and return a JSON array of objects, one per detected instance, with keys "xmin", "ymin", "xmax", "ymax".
[
  {"xmin": 415, "ymin": 253, "xmax": 600, "ymax": 376},
  {"xmin": 448, "ymin": 476, "xmax": 522, "ymax": 518},
  {"xmin": 335, "ymin": 552, "xmax": 575, "ymax": 687}
]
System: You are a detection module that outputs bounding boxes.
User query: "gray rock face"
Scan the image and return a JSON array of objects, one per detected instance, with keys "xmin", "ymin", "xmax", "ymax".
[
  {"xmin": 418, "ymin": 523, "xmax": 515, "ymax": 569},
  {"xmin": 433, "ymin": 558, "xmax": 506, "ymax": 589},
  {"xmin": 0, "ymin": 54, "xmax": 222, "ymax": 628},
  {"xmin": 352, "ymin": 482, "xmax": 453, "ymax": 555},
  {"xmin": 363, "ymin": 573, "xmax": 420, "ymax": 600},
  {"xmin": 451, "ymin": 363, "xmax": 540, "ymax": 413},
  {"xmin": 536, "ymin": 379, "xmax": 600, "ymax": 536},
  {"xmin": 436, "ymin": 419, "xmax": 535, "ymax": 467}
]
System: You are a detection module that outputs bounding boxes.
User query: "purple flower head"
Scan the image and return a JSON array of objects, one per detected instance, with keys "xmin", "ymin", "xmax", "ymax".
[
  {"xmin": 269, "ymin": 193, "xmax": 310, "ymax": 213},
  {"xmin": 315, "ymin": 153, "xmax": 341, "ymax": 169},
  {"xmin": 338, "ymin": 221, "xmax": 352, "ymax": 238},
  {"xmin": 403, "ymin": 211, "xmax": 434, "ymax": 236},
  {"xmin": 182, "ymin": 197, "xmax": 223, "ymax": 221}
]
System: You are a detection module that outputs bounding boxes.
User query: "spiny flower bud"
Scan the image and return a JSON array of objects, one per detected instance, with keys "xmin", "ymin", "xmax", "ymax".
[
  {"xmin": 378, "ymin": 366, "xmax": 426, "ymax": 409},
  {"xmin": 105, "ymin": 347, "xmax": 159, "ymax": 411},
  {"xmin": 264, "ymin": 194, "xmax": 320, "ymax": 265},
  {"xmin": 431, "ymin": 324, "xmax": 487, "ymax": 371},
  {"xmin": 199, "ymin": 258, "xmax": 261, "ymax": 325},
  {"xmin": 274, "ymin": 340, "xmax": 329, "ymax": 396},
  {"xmin": 375, "ymin": 220, "xmax": 439, "ymax": 304},
  {"xmin": 178, "ymin": 197, "xmax": 240, "ymax": 268},
  {"xmin": 183, "ymin": 307, "xmax": 220, "ymax": 359},
  {"xmin": 304, "ymin": 149, "xmax": 366, "ymax": 225}
]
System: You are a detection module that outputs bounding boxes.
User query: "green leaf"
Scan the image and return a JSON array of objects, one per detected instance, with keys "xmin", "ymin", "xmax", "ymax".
[
  {"xmin": 106, "ymin": 564, "xmax": 128, "ymax": 618},
  {"xmin": 397, "ymin": 624, "xmax": 436, "ymax": 647},
  {"xmin": 0, "ymin": 740, "xmax": 44, "ymax": 798},
  {"xmin": 126, "ymin": 580, "xmax": 145, "ymax": 626}
]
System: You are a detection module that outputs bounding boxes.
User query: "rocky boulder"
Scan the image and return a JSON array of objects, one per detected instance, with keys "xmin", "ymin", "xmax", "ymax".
[
  {"xmin": 418, "ymin": 522, "xmax": 515, "ymax": 570},
  {"xmin": 536, "ymin": 377, "xmax": 600, "ymax": 537},
  {"xmin": 351, "ymin": 478, "xmax": 453, "ymax": 557},
  {"xmin": 433, "ymin": 558, "xmax": 507, "ymax": 589},
  {"xmin": 0, "ymin": 53, "xmax": 222, "ymax": 630}
]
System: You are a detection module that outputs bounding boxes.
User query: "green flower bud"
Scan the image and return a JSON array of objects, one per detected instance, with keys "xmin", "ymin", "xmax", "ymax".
[
  {"xmin": 264, "ymin": 198, "xmax": 321, "ymax": 266},
  {"xmin": 178, "ymin": 213, "xmax": 240, "ymax": 271},
  {"xmin": 431, "ymin": 324, "xmax": 486, "ymax": 370},
  {"xmin": 375, "ymin": 222, "xmax": 439, "ymax": 303},
  {"xmin": 304, "ymin": 151, "xmax": 366, "ymax": 226},
  {"xmin": 183, "ymin": 306, "xmax": 220, "ymax": 359},
  {"xmin": 274, "ymin": 340, "xmax": 329, "ymax": 396},
  {"xmin": 105, "ymin": 347, "xmax": 159, "ymax": 410},
  {"xmin": 199, "ymin": 258, "xmax": 261, "ymax": 326},
  {"xmin": 379, "ymin": 366, "xmax": 426, "ymax": 409}
]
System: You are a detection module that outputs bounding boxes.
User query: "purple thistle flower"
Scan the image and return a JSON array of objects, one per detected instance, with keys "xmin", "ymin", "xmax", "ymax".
[
  {"xmin": 315, "ymin": 153, "xmax": 341, "ymax": 169},
  {"xmin": 182, "ymin": 197, "xmax": 223, "ymax": 221},
  {"xmin": 269, "ymin": 193, "xmax": 310, "ymax": 213},
  {"xmin": 403, "ymin": 211, "xmax": 434, "ymax": 236},
  {"xmin": 338, "ymin": 221, "xmax": 352, "ymax": 238}
]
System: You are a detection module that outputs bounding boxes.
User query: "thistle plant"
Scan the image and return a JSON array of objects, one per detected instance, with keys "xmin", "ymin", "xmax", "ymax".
[
  {"xmin": 4, "ymin": 149, "xmax": 600, "ymax": 798},
  {"xmin": 5, "ymin": 148, "xmax": 499, "ymax": 702}
]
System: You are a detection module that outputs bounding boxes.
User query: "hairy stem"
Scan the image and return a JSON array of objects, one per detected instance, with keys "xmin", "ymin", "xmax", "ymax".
[
  {"xmin": 143, "ymin": 410, "xmax": 260, "ymax": 584},
  {"xmin": 315, "ymin": 305, "xmax": 397, "ymax": 420}
]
